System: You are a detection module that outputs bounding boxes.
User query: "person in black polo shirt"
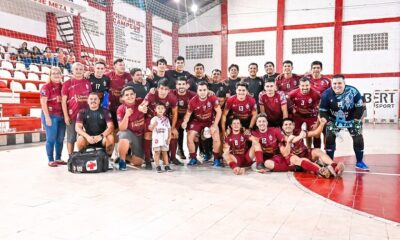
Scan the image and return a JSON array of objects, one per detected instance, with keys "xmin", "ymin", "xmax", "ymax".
[
  {"xmin": 225, "ymin": 64, "xmax": 241, "ymax": 96},
  {"xmin": 87, "ymin": 61, "xmax": 110, "ymax": 103},
  {"xmin": 188, "ymin": 63, "xmax": 208, "ymax": 92},
  {"xmin": 262, "ymin": 61, "xmax": 279, "ymax": 82},
  {"xmin": 148, "ymin": 58, "xmax": 168, "ymax": 88},
  {"xmin": 165, "ymin": 56, "xmax": 192, "ymax": 90},
  {"xmin": 243, "ymin": 62, "xmax": 263, "ymax": 103},
  {"xmin": 75, "ymin": 92, "xmax": 115, "ymax": 158},
  {"xmin": 125, "ymin": 68, "xmax": 150, "ymax": 99}
]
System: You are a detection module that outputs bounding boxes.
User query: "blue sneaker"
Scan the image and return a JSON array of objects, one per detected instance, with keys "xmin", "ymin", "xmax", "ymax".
[
  {"xmin": 188, "ymin": 158, "xmax": 199, "ymax": 166},
  {"xmin": 355, "ymin": 161, "xmax": 369, "ymax": 171},
  {"xmin": 119, "ymin": 160, "xmax": 127, "ymax": 171},
  {"xmin": 213, "ymin": 159, "xmax": 222, "ymax": 167}
]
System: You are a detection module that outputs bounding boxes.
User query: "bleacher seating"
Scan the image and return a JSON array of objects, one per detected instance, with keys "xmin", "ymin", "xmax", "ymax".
[
  {"xmin": 41, "ymin": 74, "xmax": 49, "ymax": 82},
  {"xmin": 1, "ymin": 61, "xmax": 13, "ymax": 70},
  {"xmin": 41, "ymin": 66, "xmax": 50, "ymax": 74},
  {"xmin": 29, "ymin": 64, "xmax": 40, "ymax": 73},
  {"xmin": 15, "ymin": 62, "xmax": 25, "ymax": 71},
  {"xmin": 14, "ymin": 71, "xmax": 26, "ymax": 80},
  {"xmin": 10, "ymin": 81, "xmax": 23, "ymax": 91},
  {"xmin": 27, "ymin": 72, "xmax": 39, "ymax": 81},
  {"xmin": 0, "ymin": 69, "xmax": 12, "ymax": 78},
  {"xmin": 25, "ymin": 82, "xmax": 38, "ymax": 92}
]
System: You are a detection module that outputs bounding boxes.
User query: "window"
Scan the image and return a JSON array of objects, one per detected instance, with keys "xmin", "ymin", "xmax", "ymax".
[
  {"xmin": 292, "ymin": 37, "xmax": 323, "ymax": 54},
  {"xmin": 353, "ymin": 33, "xmax": 388, "ymax": 51},
  {"xmin": 186, "ymin": 45, "xmax": 213, "ymax": 60},
  {"xmin": 235, "ymin": 40, "xmax": 265, "ymax": 57}
]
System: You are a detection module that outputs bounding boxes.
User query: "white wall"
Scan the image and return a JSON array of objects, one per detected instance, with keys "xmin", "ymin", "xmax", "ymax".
[
  {"xmin": 153, "ymin": 15, "xmax": 172, "ymax": 32},
  {"xmin": 343, "ymin": 0, "xmax": 400, "ymax": 21},
  {"xmin": 179, "ymin": 35, "xmax": 221, "ymax": 74},
  {"xmin": 228, "ymin": 0, "xmax": 277, "ymax": 29},
  {"xmin": 80, "ymin": 6, "xmax": 106, "ymax": 50},
  {"xmin": 341, "ymin": 22, "xmax": 400, "ymax": 74},
  {"xmin": 283, "ymin": 27, "xmax": 334, "ymax": 74},
  {"xmin": 0, "ymin": 11, "xmax": 46, "ymax": 40},
  {"xmin": 285, "ymin": 0, "xmax": 335, "ymax": 25},
  {"xmin": 179, "ymin": 5, "xmax": 221, "ymax": 33},
  {"xmin": 152, "ymin": 15, "xmax": 173, "ymax": 65},
  {"xmin": 228, "ymin": 31, "xmax": 276, "ymax": 76}
]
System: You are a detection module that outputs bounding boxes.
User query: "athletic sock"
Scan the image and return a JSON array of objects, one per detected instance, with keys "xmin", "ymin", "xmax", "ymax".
[
  {"xmin": 144, "ymin": 139, "xmax": 152, "ymax": 161},
  {"xmin": 213, "ymin": 152, "xmax": 220, "ymax": 160},
  {"xmin": 229, "ymin": 161, "xmax": 238, "ymax": 169},
  {"xmin": 189, "ymin": 152, "xmax": 197, "ymax": 159},
  {"xmin": 170, "ymin": 139, "xmax": 178, "ymax": 160},
  {"xmin": 255, "ymin": 151, "xmax": 264, "ymax": 164},
  {"xmin": 354, "ymin": 148, "xmax": 364, "ymax": 163},
  {"xmin": 300, "ymin": 160, "xmax": 320, "ymax": 173}
]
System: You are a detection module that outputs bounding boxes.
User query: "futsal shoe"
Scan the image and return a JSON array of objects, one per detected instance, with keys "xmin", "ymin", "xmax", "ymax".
[
  {"xmin": 335, "ymin": 162, "xmax": 345, "ymax": 176},
  {"xmin": 213, "ymin": 159, "xmax": 222, "ymax": 167},
  {"xmin": 118, "ymin": 159, "xmax": 127, "ymax": 171},
  {"xmin": 318, "ymin": 167, "xmax": 331, "ymax": 178},
  {"xmin": 177, "ymin": 149, "xmax": 186, "ymax": 160},
  {"xmin": 188, "ymin": 158, "xmax": 199, "ymax": 166},
  {"xmin": 355, "ymin": 161, "xmax": 369, "ymax": 171},
  {"xmin": 145, "ymin": 161, "xmax": 153, "ymax": 170}
]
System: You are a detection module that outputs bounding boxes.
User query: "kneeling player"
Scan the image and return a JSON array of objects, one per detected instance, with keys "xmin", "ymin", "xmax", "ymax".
[
  {"xmin": 182, "ymin": 81, "xmax": 222, "ymax": 167},
  {"xmin": 223, "ymin": 118, "xmax": 263, "ymax": 175}
]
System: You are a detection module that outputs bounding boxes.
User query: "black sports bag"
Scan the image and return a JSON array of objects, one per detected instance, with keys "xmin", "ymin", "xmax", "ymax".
[{"xmin": 68, "ymin": 148, "xmax": 109, "ymax": 173}]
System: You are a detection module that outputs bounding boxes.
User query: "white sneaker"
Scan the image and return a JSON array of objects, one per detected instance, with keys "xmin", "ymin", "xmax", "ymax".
[{"xmin": 108, "ymin": 160, "xmax": 114, "ymax": 170}]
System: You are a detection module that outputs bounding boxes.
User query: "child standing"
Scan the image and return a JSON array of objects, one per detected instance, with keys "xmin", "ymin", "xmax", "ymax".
[{"xmin": 148, "ymin": 103, "xmax": 173, "ymax": 173}]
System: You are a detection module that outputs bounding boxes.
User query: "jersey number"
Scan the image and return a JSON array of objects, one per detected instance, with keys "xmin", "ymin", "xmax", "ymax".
[
  {"xmin": 96, "ymin": 83, "xmax": 101, "ymax": 89},
  {"xmin": 301, "ymin": 100, "xmax": 305, "ymax": 106}
]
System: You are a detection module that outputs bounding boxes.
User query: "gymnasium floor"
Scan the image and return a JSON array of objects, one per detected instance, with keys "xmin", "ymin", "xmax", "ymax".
[{"xmin": 0, "ymin": 124, "xmax": 399, "ymax": 240}]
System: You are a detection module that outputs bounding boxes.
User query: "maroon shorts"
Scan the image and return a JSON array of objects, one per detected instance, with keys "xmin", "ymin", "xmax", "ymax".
[
  {"xmin": 269, "ymin": 154, "xmax": 294, "ymax": 172},
  {"xmin": 187, "ymin": 121, "xmax": 212, "ymax": 133},
  {"xmin": 297, "ymin": 148, "xmax": 313, "ymax": 160},
  {"xmin": 293, "ymin": 115, "xmax": 318, "ymax": 131},
  {"xmin": 234, "ymin": 151, "xmax": 253, "ymax": 167}
]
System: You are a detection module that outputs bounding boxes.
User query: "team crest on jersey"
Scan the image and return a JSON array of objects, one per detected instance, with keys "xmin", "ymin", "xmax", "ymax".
[
  {"xmin": 165, "ymin": 102, "xmax": 170, "ymax": 107},
  {"xmin": 294, "ymin": 81, "xmax": 297, "ymax": 85},
  {"xmin": 337, "ymin": 101, "xmax": 343, "ymax": 108},
  {"xmin": 245, "ymin": 104, "xmax": 249, "ymax": 109},
  {"xmin": 207, "ymin": 102, "xmax": 211, "ymax": 108},
  {"xmin": 269, "ymin": 135, "xmax": 273, "ymax": 141},
  {"xmin": 179, "ymin": 100, "xmax": 184, "ymax": 106},
  {"xmin": 308, "ymin": 98, "xmax": 312, "ymax": 104},
  {"xmin": 240, "ymin": 136, "xmax": 244, "ymax": 141}
]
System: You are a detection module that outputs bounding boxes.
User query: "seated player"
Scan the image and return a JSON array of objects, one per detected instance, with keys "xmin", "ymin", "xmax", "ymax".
[
  {"xmin": 116, "ymin": 87, "xmax": 146, "ymax": 171},
  {"xmin": 182, "ymin": 81, "xmax": 222, "ymax": 167},
  {"xmin": 148, "ymin": 103, "xmax": 173, "ymax": 173},
  {"xmin": 288, "ymin": 77, "xmax": 321, "ymax": 148},
  {"xmin": 259, "ymin": 79, "xmax": 288, "ymax": 127},
  {"xmin": 281, "ymin": 118, "xmax": 345, "ymax": 177},
  {"xmin": 75, "ymin": 93, "xmax": 115, "ymax": 168},
  {"xmin": 221, "ymin": 82, "xmax": 257, "ymax": 136},
  {"xmin": 223, "ymin": 118, "xmax": 263, "ymax": 175},
  {"xmin": 251, "ymin": 113, "xmax": 293, "ymax": 173}
]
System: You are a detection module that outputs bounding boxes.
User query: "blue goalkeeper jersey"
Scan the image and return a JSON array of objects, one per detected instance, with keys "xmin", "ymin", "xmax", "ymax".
[{"xmin": 319, "ymin": 85, "xmax": 363, "ymax": 128}]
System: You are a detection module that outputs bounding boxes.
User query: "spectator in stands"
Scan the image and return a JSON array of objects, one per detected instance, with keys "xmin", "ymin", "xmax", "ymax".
[
  {"xmin": 39, "ymin": 67, "xmax": 66, "ymax": 167},
  {"xmin": 75, "ymin": 92, "xmax": 115, "ymax": 158},
  {"xmin": 31, "ymin": 46, "xmax": 43, "ymax": 64},
  {"xmin": 57, "ymin": 48, "xmax": 67, "ymax": 69},
  {"xmin": 61, "ymin": 62, "xmax": 91, "ymax": 156},
  {"xmin": 21, "ymin": 50, "xmax": 33, "ymax": 69},
  {"xmin": 6, "ymin": 43, "xmax": 18, "ymax": 61},
  {"xmin": 66, "ymin": 51, "xmax": 76, "ymax": 72},
  {"xmin": 43, "ymin": 47, "xmax": 58, "ymax": 66},
  {"xmin": 17, "ymin": 42, "xmax": 28, "ymax": 60}
]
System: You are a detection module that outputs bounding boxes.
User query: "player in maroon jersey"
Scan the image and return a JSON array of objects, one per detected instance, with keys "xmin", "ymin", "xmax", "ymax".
[
  {"xmin": 223, "ymin": 118, "xmax": 264, "ymax": 175},
  {"xmin": 221, "ymin": 82, "xmax": 257, "ymax": 136},
  {"xmin": 275, "ymin": 60, "xmax": 301, "ymax": 116},
  {"xmin": 105, "ymin": 59, "xmax": 133, "ymax": 128},
  {"xmin": 182, "ymin": 82, "xmax": 222, "ymax": 167},
  {"xmin": 308, "ymin": 61, "xmax": 331, "ymax": 94},
  {"xmin": 139, "ymin": 79, "xmax": 178, "ymax": 170},
  {"xmin": 281, "ymin": 118, "xmax": 345, "ymax": 177},
  {"xmin": 171, "ymin": 76, "xmax": 196, "ymax": 163},
  {"xmin": 250, "ymin": 113, "xmax": 294, "ymax": 173},
  {"xmin": 259, "ymin": 79, "xmax": 288, "ymax": 127},
  {"xmin": 288, "ymin": 77, "xmax": 321, "ymax": 148}
]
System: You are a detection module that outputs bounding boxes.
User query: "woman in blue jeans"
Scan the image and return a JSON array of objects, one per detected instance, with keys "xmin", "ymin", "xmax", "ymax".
[{"xmin": 40, "ymin": 67, "xmax": 66, "ymax": 167}]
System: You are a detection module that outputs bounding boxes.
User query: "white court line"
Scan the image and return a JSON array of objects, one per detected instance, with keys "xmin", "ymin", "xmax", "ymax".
[{"xmin": 343, "ymin": 170, "xmax": 400, "ymax": 177}]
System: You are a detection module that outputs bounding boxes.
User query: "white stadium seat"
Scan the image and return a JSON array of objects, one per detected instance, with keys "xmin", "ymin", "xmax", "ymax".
[
  {"xmin": 27, "ymin": 72, "xmax": 39, "ymax": 81},
  {"xmin": 0, "ymin": 46, "xmax": 5, "ymax": 53},
  {"xmin": 10, "ymin": 81, "xmax": 23, "ymax": 91},
  {"xmin": 13, "ymin": 71, "xmax": 26, "ymax": 80},
  {"xmin": 41, "ymin": 66, "xmax": 50, "ymax": 74},
  {"xmin": 39, "ymin": 83, "xmax": 45, "ymax": 90},
  {"xmin": 41, "ymin": 74, "xmax": 49, "ymax": 82},
  {"xmin": 0, "ymin": 69, "xmax": 12, "ymax": 78},
  {"xmin": 63, "ymin": 76, "xmax": 70, "ymax": 81},
  {"xmin": 1, "ymin": 60, "xmax": 14, "ymax": 70},
  {"xmin": 63, "ymin": 68, "xmax": 69, "ymax": 75},
  {"xmin": 29, "ymin": 64, "xmax": 40, "ymax": 73},
  {"xmin": 25, "ymin": 82, "xmax": 37, "ymax": 92},
  {"xmin": 15, "ymin": 62, "xmax": 25, "ymax": 71}
]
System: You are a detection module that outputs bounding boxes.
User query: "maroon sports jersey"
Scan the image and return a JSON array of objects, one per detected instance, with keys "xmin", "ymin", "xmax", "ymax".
[
  {"xmin": 288, "ymin": 129, "xmax": 309, "ymax": 157},
  {"xmin": 275, "ymin": 74, "xmax": 301, "ymax": 94},
  {"xmin": 144, "ymin": 91, "xmax": 178, "ymax": 119},
  {"xmin": 309, "ymin": 75, "xmax": 331, "ymax": 94},
  {"xmin": 105, "ymin": 71, "xmax": 133, "ymax": 111},
  {"xmin": 172, "ymin": 89, "xmax": 196, "ymax": 120},
  {"xmin": 224, "ymin": 95, "xmax": 256, "ymax": 120},
  {"xmin": 40, "ymin": 82, "xmax": 63, "ymax": 117},
  {"xmin": 188, "ymin": 95, "xmax": 219, "ymax": 123},
  {"xmin": 225, "ymin": 132, "xmax": 250, "ymax": 156},
  {"xmin": 288, "ymin": 88, "xmax": 320, "ymax": 118},
  {"xmin": 258, "ymin": 91, "xmax": 287, "ymax": 123},
  {"xmin": 61, "ymin": 78, "xmax": 91, "ymax": 121},
  {"xmin": 251, "ymin": 128, "xmax": 285, "ymax": 155},
  {"xmin": 117, "ymin": 99, "xmax": 145, "ymax": 135}
]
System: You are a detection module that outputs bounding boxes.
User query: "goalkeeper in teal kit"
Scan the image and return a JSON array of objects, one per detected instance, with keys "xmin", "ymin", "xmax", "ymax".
[{"xmin": 319, "ymin": 74, "xmax": 369, "ymax": 170}]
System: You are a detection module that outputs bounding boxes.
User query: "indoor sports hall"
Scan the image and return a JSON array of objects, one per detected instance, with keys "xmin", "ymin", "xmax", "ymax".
[{"xmin": 0, "ymin": 0, "xmax": 399, "ymax": 239}]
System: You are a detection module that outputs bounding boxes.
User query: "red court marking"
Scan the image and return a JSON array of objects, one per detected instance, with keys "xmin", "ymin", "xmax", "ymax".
[{"xmin": 294, "ymin": 154, "xmax": 400, "ymax": 223}]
